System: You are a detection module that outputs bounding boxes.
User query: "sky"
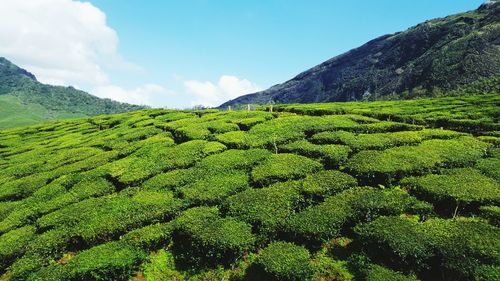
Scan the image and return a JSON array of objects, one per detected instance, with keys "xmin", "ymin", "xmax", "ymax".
[{"xmin": 0, "ymin": 0, "xmax": 486, "ymax": 108}]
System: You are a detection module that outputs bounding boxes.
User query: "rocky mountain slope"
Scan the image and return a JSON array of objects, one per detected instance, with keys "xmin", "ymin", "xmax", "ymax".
[{"xmin": 221, "ymin": 1, "xmax": 500, "ymax": 107}]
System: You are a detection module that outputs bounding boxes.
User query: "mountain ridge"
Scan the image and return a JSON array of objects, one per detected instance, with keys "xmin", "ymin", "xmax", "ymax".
[
  {"xmin": 221, "ymin": 2, "xmax": 500, "ymax": 107},
  {"xmin": 0, "ymin": 57, "xmax": 145, "ymax": 128}
]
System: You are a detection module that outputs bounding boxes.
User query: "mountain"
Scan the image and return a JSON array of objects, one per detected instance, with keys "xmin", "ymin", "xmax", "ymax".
[
  {"xmin": 0, "ymin": 57, "xmax": 145, "ymax": 128},
  {"xmin": 221, "ymin": 1, "xmax": 500, "ymax": 107}
]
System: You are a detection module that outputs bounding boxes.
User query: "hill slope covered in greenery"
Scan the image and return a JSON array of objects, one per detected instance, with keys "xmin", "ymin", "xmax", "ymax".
[
  {"xmin": 221, "ymin": 1, "xmax": 500, "ymax": 107},
  {"xmin": 0, "ymin": 57, "xmax": 145, "ymax": 129},
  {"xmin": 0, "ymin": 94, "xmax": 498, "ymax": 280}
]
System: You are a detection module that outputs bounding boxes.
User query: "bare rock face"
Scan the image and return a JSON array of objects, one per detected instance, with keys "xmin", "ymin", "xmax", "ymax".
[
  {"xmin": 479, "ymin": 0, "xmax": 498, "ymax": 10},
  {"xmin": 221, "ymin": 2, "xmax": 500, "ymax": 107}
]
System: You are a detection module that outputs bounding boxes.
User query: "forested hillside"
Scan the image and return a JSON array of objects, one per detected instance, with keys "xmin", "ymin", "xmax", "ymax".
[
  {"xmin": 0, "ymin": 94, "xmax": 498, "ymax": 281},
  {"xmin": 0, "ymin": 57, "xmax": 144, "ymax": 129}
]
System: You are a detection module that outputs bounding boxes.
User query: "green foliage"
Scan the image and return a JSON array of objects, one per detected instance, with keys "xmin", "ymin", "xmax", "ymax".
[
  {"xmin": 479, "ymin": 205, "xmax": 500, "ymax": 226},
  {"xmin": 178, "ymin": 172, "xmax": 249, "ymax": 205},
  {"xmin": 310, "ymin": 129, "xmax": 454, "ymax": 150},
  {"xmin": 142, "ymin": 249, "xmax": 185, "ymax": 281},
  {"xmin": 354, "ymin": 216, "xmax": 433, "ymax": 272},
  {"xmin": 0, "ymin": 226, "xmax": 36, "ymax": 269},
  {"xmin": 50, "ymin": 241, "xmax": 146, "ymax": 281},
  {"xmin": 195, "ymin": 148, "xmax": 271, "ymax": 175},
  {"xmin": 171, "ymin": 207, "xmax": 255, "ymax": 267},
  {"xmin": 106, "ymin": 140, "xmax": 226, "ymax": 185},
  {"xmin": 271, "ymin": 94, "xmax": 500, "ymax": 135},
  {"xmin": 311, "ymin": 254, "xmax": 354, "ymax": 281},
  {"xmin": 37, "ymin": 190, "xmax": 183, "ymax": 244},
  {"xmin": 286, "ymin": 187, "xmax": 432, "ymax": 246},
  {"xmin": 279, "ymin": 140, "xmax": 351, "ymax": 167},
  {"xmin": 221, "ymin": 115, "xmax": 362, "ymax": 149},
  {"xmin": 255, "ymin": 241, "xmax": 313, "ymax": 281},
  {"xmin": 0, "ymin": 94, "xmax": 497, "ymax": 280},
  {"xmin": 364, "ymin": 264, "xmax": 419, "ymax": 281},
  {"xmin": 473, "ymin": 264, "xmax": 500, "ymax": 281},
  {"xmin": 347, "ymin": 137, "xmax": 490, "ymax": 184},
  {"xmin": 476, "ymin": 157, "xmax": 500, "ymax": 182},
  {"xmin": 300, "ymin": 170, "xmax": 357, "ymax": 200},
  {"xmin": 355, "ymin": 216, "xmax": 500, "ymax": 279},
  {"xmin": 224, "ymin": 183, "xmax": 302, "ymax": 238},
  {"xmin": 141, "ymin": 169, "xmax": 194, "ymax": 191},
  {"xmin": 423, "ymin": 218, "xmax": 500, "ymax": 279},
  {"xmin": 121, "ymin": 223, "xmax": 173, "ymax": 251},
  {"xmin": 251, "ymin": 153, "xmax": 323, "ymax": 186},
  {"xmin": 402, "ymin": 168, "xmax": 500, "ymax": 214}
]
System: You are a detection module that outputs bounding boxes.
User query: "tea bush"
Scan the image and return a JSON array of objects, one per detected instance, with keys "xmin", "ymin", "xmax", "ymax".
[
  {"xmin": 178, "ymin": 172, "xmax": 249, "ymax": 205},
  {"xmin": 480, "ymin": 205, "xmax": 500, "ymax": 226},
  {"xmin": 476, "ymin": 157, "xmax": 500, "ymax": 182},
  {"xmin": 224, "ymin": 182, "xmax": 302, "ymax": 238},
  {"xmin": 347, "ymin": 137, "xmax": 490, "ymax": 184},
  {"xmin": 285, "ymin": 187, "xmax": 431, "ymax": 246},
  {"xmin": 49, "ymin": 241, "xmax": 146, "ymax": 281},
  {"xmin": 355, "ymin": 216, "xmax": 500, "ymax": 279},
  {"xmin": 279, "ymin": 140, "xmax": 351, "ymax": 167},
  {"xmin": 255, "ymin": 241, "xmax": 313, "ymax": 281},
  {"xmin": 251, "ymin": 153, "xmax": 323, "ymax": 186},
  {"xmin": 311, "ymin": 130, "xmax": 425, "ymax": 150},
  {"xmin": 354, "ymin": 216, "xmax": 433, "ymax": 272},
  {"xmin": 402, "ymin": 168, "xmax": 500, "ymax": 214},
  {"xmin": 300, "ymin": 170, "xmax": 357, "ymax": 200},
  {"xmin": 0, "ymin": 226, "xmax": 36, "ymax": 269},
  {"xmin": 171, "ymin": 207, "xmax": 255, "ymax": 267},
  {"xmin": 37, "ymin": 190, "xmax": 183, "ymax": 244},
  {"xmin": 364, "ymin": 264, "xmax": 419, "ymax": 281}
]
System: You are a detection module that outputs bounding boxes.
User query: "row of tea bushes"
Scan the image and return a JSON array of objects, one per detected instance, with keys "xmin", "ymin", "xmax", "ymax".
[
  {"xmin": 268, "ymin": 94, "xmax": 500, "ymax": 134},
  {"xmin": 346, "ymin": 136, "xmax": 491, "ymax": 184},
  {"xmin": 354, "ymin": 216, "xmax": 500, "ymax": 280},
  {"xmin": 401, "ymin": 168, "xmax": 500, "ymax": 216},
  {"xmin": 310, "ymin": 129, "xmax": 466, "ymax": 151},
  {"xmin": 0, "ymin": 95, "xmax": 498, "ymax": 280},
  {"xmin": 284, "ymin": 187, "xmax": 432, "ymax": 247}
]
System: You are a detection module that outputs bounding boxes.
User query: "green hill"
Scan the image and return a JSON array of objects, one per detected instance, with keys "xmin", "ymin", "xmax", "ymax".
[
  {"xmin": 0, "ymin": 57, "xmax": 145, "ymax": 129},
  {"xmin": 221, "ymin": 1, "xmax": 500, "ymax": 107},
  {"xmin": 0, "ymin": 94, "xmax": 498, "ymax": 281}
]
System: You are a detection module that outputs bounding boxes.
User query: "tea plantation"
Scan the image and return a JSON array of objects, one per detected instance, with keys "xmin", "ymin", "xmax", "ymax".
[{"xmin": 0, "ymin": 94, "xmax": 498, "ymax": 281}]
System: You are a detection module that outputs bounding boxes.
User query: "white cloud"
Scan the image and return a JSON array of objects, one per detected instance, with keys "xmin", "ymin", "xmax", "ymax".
[
  {"xmin": 93, "ymin": 84, "xmax": 174, "ymax": 106},
  {"xmin": 184, "ymin": 75, "xmax": 262, "ymax": 107},
  {"xmin": 0, "ymin": 0, "xmax": 128, "ymax": 87},
  {"xmin": 0, "ymin": 0, "xmax": 164, "ymax": 106}
]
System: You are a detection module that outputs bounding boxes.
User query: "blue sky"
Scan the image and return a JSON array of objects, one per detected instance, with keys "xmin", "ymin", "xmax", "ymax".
[{"xmin": 1, "ymin": 0, "xmax": 485, "ymax": 107}]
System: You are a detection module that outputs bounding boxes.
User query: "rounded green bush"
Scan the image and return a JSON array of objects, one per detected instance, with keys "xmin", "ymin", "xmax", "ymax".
[
  {"xmin": 279, "ymin": 140, "xmax": 351, "ymax": 167},
  {"xmin": 402, "ymin": 168, "xmax": 500, "ymax": 212},
  {"xmin": 300, "ymin": 170, "xmax": 357, "ymax": 200},
  {"xmin": 347, "ymin": 137, "xmax": 490, "ymax": 184},
  {"xmin": 286, "ymin": 187, "xmax": 431, "ymax": 246},
  {"xmin": 64, "ymin": 241, "xmax": 146, "ymax": 281},
  {"xmin": 256, "ymin": 241, "xmax": 313, "ymax": 281},
  {"xmin": 476, "ymin": 157, "xmax": 500, "ymax": 182},
  {"xmin": 224, "ymin": 182, "xmax": 302, "ymax": 237},
  {"xmin": 479, "ymin": 205, "xmax": 500, "ymax": 226},
  {"xmin": 365, "ymin": 264, "xmax": 419, "ymax": 281},
  {"xmin": 0, "ymin": 226, "xmax": 36, "ymax": 270},
  {"xmin": 171, "ymin": 207, "xmax": 255, "ymax": 267},
  {"xmin": 354, "ymin": 216, "xmax": 433, "ymax": 272},
  {"xmin": 251, "ymin": 153, "xmax": 323, "ymax": 186},
  {"xmin": 178, "ymin": 172, "xmax": 249, "ymax": 205}
]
